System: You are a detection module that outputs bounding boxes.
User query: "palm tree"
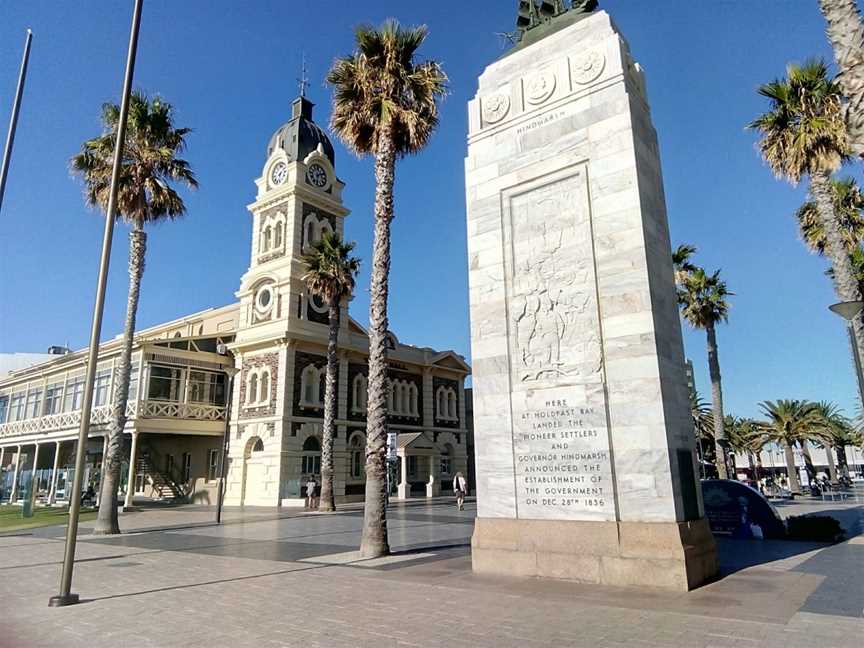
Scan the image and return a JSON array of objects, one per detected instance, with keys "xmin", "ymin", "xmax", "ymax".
[
  {"xmin": 690, "ymin": 391, "xmax": 714, "ymax": 476},
  {"xmin": 678, "ymin": 267, "xmax": 734, "ymax": 478},
  {"xmin": 71, "ymin": 92, "xmax": 196, "ymax": 534},
  {"xmin": 327, "ymin": 21, "xmax": 447, "ymax": 558},
  {"xmin": 797, "ymin": 177, "xmax": 864, "ymax": 254},
  {"xmin": 749, "ymin": 61, "xmax": 864, "ymax": 380},
  {"xmin": 726, "ymin": 416, "xmax": 762, "ymax": 478},
  {"xmin": 756, "ymin": 400, "xmax": 823, "ymax": 493},
  {"xmin": 818, "ymin": 0, "xmax": 864, "ymax": 157},
  {"xmin": 301, "ymin": 232, "xmax": 361, "ymax": 512},
  {"xmin": 672, "ymin": 243, "xmax": 698, "ymax": 285},
  {"xmin": 811, "ymin": 400, "xmax": 860, "ymax": 481}
]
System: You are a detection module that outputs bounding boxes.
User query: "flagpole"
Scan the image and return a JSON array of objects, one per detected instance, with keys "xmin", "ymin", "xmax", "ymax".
[
  {"xmin": 0, "ymin": 28, "xmax": 33, "ymax": 215},
  {"xmin": 49, "ymin": 0, "xmax": 144, "ymax": 608}
]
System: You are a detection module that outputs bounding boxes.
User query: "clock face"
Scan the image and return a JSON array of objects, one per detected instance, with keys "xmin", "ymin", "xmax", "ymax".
[
  {"xmin": 307, "ymin": 163, "xmax": 328, "ymax": 188},
  {"xmin": 270, "ymin": 162, "xmax": 287, "ymax": 186}
]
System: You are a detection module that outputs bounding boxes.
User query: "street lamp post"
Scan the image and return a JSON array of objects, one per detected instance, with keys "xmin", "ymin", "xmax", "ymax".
[
  {"xmin": 216, "ymin": 367, "xmax": 238, "ymax": 525},
  {"xmin": 829, "ymin": 301, "xmax": 864, "ymax": 408},
  {"xmin": 48, "ymin": 0, "xmax": 144, "ymax": 608},
  {"xmin": 0, "ymin": 29, "xmax": 33, "ymax": 215}
]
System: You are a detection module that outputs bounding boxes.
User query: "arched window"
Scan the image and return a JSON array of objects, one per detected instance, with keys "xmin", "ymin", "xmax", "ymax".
[
  {"xmin": 274, "ymin": 222, "xmax": 283, "ymax": 249},
  {"xmin": 352, "ymin": 374, "xmax": 368, "ymax": 413},
  {"xmin": 436, "ymin": 387, "xmax": 446, "ymax": 419},
  {"xmin": 252, "ymin": 438, "xmax": 264, "ymax": 452},
  {"xmin": 305, "ymin": 218, "xmax": 316, "ymax": 248},
  {"xmin": 409, "ymin": 384, "xmax": 418, "ymax": 417},
  {"xmin": 448, "ymin": 390, "xmax": 458, "ymax": 420},
  {"xmin": 260, "ymin": 370, "xmax": 270, "ymax": 401},
  {"xmin": 300, "ymin": 365, "xmax": 321, "ymax": 407},
  {"xmin": 301, "ymin": 436, "xmax": 321, "ymax": 475},
  {"xmin": 247, "ymin": 372, "xmax": 258, "ymax": 405},
  {"xmin": 401, "ymin": 383, "xmax": 410, "ymax": 416},
  {"xmin": 263, "ymin": 226, "xmax": 272, "ymax": 252},
  {"xmin": 350, "ymin": 434, "xmax": 364, "ymax": 478}
]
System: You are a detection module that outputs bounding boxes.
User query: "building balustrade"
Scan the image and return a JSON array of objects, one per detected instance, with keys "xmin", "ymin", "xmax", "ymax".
[{"xmin": 0, "ymin": 399, "xmax": 227, "ymax": 440}]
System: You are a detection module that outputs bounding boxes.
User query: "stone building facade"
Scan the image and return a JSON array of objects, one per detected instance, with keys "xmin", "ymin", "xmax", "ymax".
[{"xmin": 0, "ymin": 95, "xmax": 470, "ymax": 509}]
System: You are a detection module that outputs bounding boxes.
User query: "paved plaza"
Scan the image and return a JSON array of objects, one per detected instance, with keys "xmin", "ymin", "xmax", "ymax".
[{"xmin": 0, "ymin": 496, "xmax": 862, "ymax": 648}]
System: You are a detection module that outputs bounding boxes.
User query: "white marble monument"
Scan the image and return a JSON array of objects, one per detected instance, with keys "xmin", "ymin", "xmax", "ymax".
[{"xmin": 465, "ymin": 6, "xmax": 718, "ymax": 590}]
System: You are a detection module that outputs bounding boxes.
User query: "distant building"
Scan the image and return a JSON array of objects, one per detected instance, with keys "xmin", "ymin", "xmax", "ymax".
[
  {"xmin": 0, "ymin": 347, "xmax": 69, "ymax": 378},
  {"xmin": 0, "ymin": 96, "xmax": 470, "ymax": 508}
]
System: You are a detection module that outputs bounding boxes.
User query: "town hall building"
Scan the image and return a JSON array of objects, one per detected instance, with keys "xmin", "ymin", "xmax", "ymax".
[{"xmin": 0, "ymin": 96, "xmax": 471, "ymax": 509}]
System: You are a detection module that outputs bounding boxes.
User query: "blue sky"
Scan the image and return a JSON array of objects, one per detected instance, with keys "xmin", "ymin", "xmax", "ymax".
[{"xmin": 1, "ymin": 1, "xmax": 861, "ymax": 419}]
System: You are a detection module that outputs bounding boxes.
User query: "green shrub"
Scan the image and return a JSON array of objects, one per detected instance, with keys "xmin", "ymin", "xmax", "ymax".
[{"xmin": 785, "ymin": 515, "xmax": 844, "ymax": 543}]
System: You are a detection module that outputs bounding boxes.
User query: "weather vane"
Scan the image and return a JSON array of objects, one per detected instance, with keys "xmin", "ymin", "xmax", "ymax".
[{"xmin": 297, "ymin": 52, "xmax": 310, "ymax": 98}]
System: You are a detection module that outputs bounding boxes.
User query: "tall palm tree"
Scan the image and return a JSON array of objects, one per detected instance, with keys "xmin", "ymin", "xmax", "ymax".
[
  {"xmin": 301, "ymin": 232, "xmax": 361, "ymax": 513},
  {"xmin": 327, "ymin": 21, "xmax": 447, "ymax": 558},
  {"xmin": 678, "ymin": 267, "xmax": 734, "ymax": 478},
  {"xmin": 71, "ymin": 92, "xmax": 196, "ymax": 535},
  {"xmin": 756, "ymin": 400, "xmax": 823, "ymax": 493},
  {"xmin": 749, "ymin": 61, "xmax": 864, "ymax": 379},
  {"xmin": 818, "ymin": 0, "xmax": 864, "ymax": 157}
]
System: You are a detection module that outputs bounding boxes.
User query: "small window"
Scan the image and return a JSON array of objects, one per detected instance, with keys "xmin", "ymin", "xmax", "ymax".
[
  {"xmin": 408, "ymin": 455, "xmax": 418, "ymax": 477},
  {"xmin": 207, "ymin": 449, "xmax": 220, "ymax": 481},
  {"xmin": 350, "ymin": 436, "xmax": 364, "ymax": 478},
  {"xmin": 274, "ymin": 222, "xmax": 283, "ymax": 248},
  {"xmin": 252, "ymin": 438, "xmax": 264, "ymax": 452},
  {"xmin": 182, "ymin": 452, "xmax": 191, "ymax": 482}
]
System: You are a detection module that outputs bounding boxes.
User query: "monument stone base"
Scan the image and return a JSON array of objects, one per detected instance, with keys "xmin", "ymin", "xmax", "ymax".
[{"xmin": 472, "ymin": 518, "xmax": 718, "ymax": 591}]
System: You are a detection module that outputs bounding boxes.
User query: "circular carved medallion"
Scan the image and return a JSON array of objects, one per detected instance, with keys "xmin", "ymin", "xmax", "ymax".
[
  {"xmin": 482, "ymin": 93, "xmax": 510, "ymax": 124},
  {"xmin": 571, "ymin": 50, "xmax": 606, "ymax": 85},
  {"xmin": 525, "ymin": 71, "xmax": 556, "ymax": 105}
]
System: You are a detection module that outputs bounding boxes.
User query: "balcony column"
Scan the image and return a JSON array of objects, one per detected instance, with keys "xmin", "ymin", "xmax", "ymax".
[
  {"xmin": 124, "ymin": 432, "xmax": 140, "ymax": 509},
  {"xmin": 30, "ymin": 443, "xmax": 41, "ymax": 505},
  {"xmin": 426, "ymin": 454, "xmax": 439, "ymax": 498},
  {"xmin": 47, "ymin": 440, "xmax": 61, "ymax": 505},
  {"xmin": 0, "ymin": 446, "xmax": 5, "ymax": 474},
  {"xmin": 398, "ymin": 453, "xmax": 409, "ymax": 500},
  {"xmin": 10, "ymin": 445, "xmax": 22, "ymax": 502}
]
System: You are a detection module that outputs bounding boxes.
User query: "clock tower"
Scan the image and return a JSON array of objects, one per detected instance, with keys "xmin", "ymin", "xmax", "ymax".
[
  {"xmin": 225, "ymin": 95, "xmax": 350, "ymax": 507},
  {"xmin": 236, "ymin": 95, "xmax": 349, "ymax": 345}
]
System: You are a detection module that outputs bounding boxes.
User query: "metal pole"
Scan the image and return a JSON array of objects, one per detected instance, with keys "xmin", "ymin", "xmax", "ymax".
[
  {"xmin": 0, "ymin": 29, "xmax": 33, "ymax": 215},
  {"xmin": 49, "ymin": 0, "xmax": 143, "ymax": 608},
  {"xmin": 847, "ymin": 324, "xmax": 864, "ymax": 409},
  {"xmin": 216, "ymin": 372, "xmax": 235, "ymax": 525}
]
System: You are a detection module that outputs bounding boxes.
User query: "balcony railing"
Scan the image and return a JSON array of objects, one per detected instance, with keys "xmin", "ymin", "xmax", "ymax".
[{"xmin": 0, "ymin": 399, "xmax": 227, "ymax": 440}]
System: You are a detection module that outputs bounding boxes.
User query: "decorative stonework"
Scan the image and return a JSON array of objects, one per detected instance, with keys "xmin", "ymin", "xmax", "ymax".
[
  {"xmin": 482, "ymin": 93, "xmax": 510, "ymax": 124},
  {"xmin": 570, "ymin": 50, "xmax": 605, "ymax": 85},
  {"xmin": 525, "ymin": 70, "xmax": 556, "ymax": 105}
]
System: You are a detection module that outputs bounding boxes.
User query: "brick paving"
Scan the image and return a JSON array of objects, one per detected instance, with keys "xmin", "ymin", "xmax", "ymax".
[{"xmin": 0, "ymin": 497, "xmax": 862, "ymax": 648}]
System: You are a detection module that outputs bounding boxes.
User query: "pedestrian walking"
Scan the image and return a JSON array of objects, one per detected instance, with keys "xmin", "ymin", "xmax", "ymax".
[
  {"xmin": 453, "ymin": 471, "xmax": 467, "ymax": 511},
  {"xmin": 305, "ymin": 476, "xmax": 318, "ymax": 510}
]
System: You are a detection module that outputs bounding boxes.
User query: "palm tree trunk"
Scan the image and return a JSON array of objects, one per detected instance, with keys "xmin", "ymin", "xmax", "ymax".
[
  {"xmin": 93, "ymin": 223, "xmax": 146, "ymax": 535},
  {"xmin": 783, "ymin": 442, "xmax": 801, "ymax": 494},
  {"xmin": 318, "ymin": 300, "xmax": 340, "ymax": 513},
  {"xmin": 755, "ymin": 450, "xmax": 764, "ymax": 482},
  {"xmin": 801, "ymin": 441, "xmax": 817, "ymax": 485},
  {"xmin": 819, "ymin": 0, "xmax": 864, "ymax": 157},
  {"xmin": 811, "ymin": 171, "xmax": 864, "ymax": 391},
  {"xmin": 836, "ymin": 443, "xmax": 850, "ymax": 479},
  {"xmin": 360, "ymin": 123, "xmax": 396, "ymax": 559},
  {"xmin": 705, "ymin": 322, "xmax": 730, "ymax": 479},
  {"xmin": 825, "ymin": 444, "xmax": 838, "ymax": 482}
]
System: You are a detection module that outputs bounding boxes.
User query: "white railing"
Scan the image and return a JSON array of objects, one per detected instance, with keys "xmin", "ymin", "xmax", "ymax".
[
  {"xmin": 0, "ymin": 400, "xmax": 226, "ymax": 440},
  {"xmin": 138, "ymin": 400, "xmax": 226, "ymax": 421}
]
